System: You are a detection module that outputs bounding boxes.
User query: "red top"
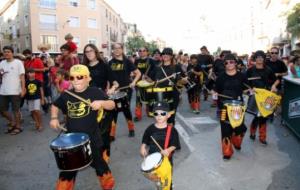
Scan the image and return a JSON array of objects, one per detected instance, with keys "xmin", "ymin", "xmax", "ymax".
[
  {"xmin": 61, "ymin": 56, "xmax": 79, "ymax": 72},
  {"xmin": 49, "ymin": 66, "xmax": 59, "ymax": 84},
  {"xmin": 67, "ymin": 41, "xmax": 77, "ymax": 53},
  {"xmin": 24, "ymin": 58, "xmax": 44, "ymax": 82}
]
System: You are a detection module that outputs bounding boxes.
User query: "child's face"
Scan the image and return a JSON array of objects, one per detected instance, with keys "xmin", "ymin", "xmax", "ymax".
[
  {"xmin": 56, "ymin": 73, "xmax": 63, "ymax": 80},
  {"xmin": 70, "ymin": 75, "xmax": 89, "ymax": 92},
  {"xmin": 154, "ymin": 110, "xmax": 170, "ymax": 123},
  {"xmin": 27, "ymin": 72, "xmax": 35, "ymax": 79}
]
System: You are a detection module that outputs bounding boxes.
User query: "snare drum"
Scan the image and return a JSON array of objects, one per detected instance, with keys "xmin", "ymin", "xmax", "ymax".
[
  {"xmin": 50, "ymin": 133, "xmax": 92, "ymax": 171},
  {"xmin": 141, "ymin": 152, "xmax": 172, "ymax": 189},
  {"xmin": 184, "ymin": 79, "xmax": 196, "ymax": 91},
  {"xmin": 109, "ymin": 91, "xmax": 128, "ymax": 112},
  {"xmin": 224, "ymin": 100, "xmax": 245, "ymax": 128},
  {"xmin": 136, "ymin": 80, "xmax": 154, "ymax": 103}
]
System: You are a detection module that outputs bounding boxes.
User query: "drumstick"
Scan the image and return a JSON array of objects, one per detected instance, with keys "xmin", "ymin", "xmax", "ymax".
[
  {"xmin": 150, "ymin": 136, "xmax": 164, "ymax": 152},
  {"xmin": 117, "ymin": 85, "xmax": 131, "ymax": 91},
  {"xmin": 57, "ymin": 125, "xmax": 67, "ymax": 132},
  {"xmin": 248, "ymin": 76, "xmax": 261, "ymax": 80},
  {"xmin": 155, "ymin": 72, "xmax": 181, "ymax": 85},
  {"xmin": 243, "ymin": 83, "xmax": 252, "ymax": 90},
  {"xmin": 217, "ymin": 93, "xmax": 234, "ymax": 99},
  {"xmin": 64, "ymin": 90, "xmax": 91, "ymax": 106}
]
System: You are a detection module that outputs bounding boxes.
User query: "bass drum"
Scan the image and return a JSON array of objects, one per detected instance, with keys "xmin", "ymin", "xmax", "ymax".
[{"xmin": 50, "ymin": 133, "xmax": 93, "ymax": 171}]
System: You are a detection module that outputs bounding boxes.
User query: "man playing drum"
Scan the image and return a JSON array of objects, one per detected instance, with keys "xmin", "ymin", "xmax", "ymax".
[
  {"xmin": 50, "ymin": 65, "xmax": 115, "ymax": 190},
  {"xmin": 246, "ymin": 50, "xmax": 280, "ymax": 145},
  {"xmin": 140, "ymin": 101, "xmax": 180, "ymax": 190},
  {"xmin": 212, "ymin": 54, "xmax": 249, "ymax": 160}
]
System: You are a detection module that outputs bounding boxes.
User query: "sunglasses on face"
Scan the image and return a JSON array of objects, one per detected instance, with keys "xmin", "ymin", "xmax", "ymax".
[
  {"xmin": 271, "ymin": 52, "xmax": 278, "ymax": 55},
  {"xmin": 153, "ymin": 111, "xmax": 167, "ymax": 117},
  {"xmin": 139, "ymin": 49, "xmax": 147, "ymax": 52},
  {"xmin": 225, "ymin": 60, "xmax": 235, "ymax": 65},
  {"xmin": 69, "ymin": 75, "xmax": 87, "ymax": 81}
]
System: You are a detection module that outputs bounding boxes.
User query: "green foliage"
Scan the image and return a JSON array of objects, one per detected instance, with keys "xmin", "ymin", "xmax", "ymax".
[
  {"xmin": 287, "ymin": 3, "xmax": 300, "ymax": 36},
  {"xmin": 125, "ymin": 36, "xmax": 159, "ymax": 55}
]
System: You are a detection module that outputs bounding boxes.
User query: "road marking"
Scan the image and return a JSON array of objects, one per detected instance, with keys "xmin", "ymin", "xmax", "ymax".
[
  {"xmin": 177, "ymin": 113, "xmax": 199, "ymax": 133},
  {"xmin": 175, "ymin": 123, "xmax": 195, "ymax": 152},
  {"xmin": 186, "ymin": 117, "xmax": 218, "ymax": 125}
]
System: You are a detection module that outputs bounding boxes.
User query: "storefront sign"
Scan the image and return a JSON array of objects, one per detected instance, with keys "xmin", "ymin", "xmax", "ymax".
[{"xmin": 288, "ymin": 98, "xmax": 300, "ymax": 118}]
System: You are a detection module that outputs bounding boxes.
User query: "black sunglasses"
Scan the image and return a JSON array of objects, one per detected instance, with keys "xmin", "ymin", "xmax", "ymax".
[
  {"xmin": 69, "ymin": 75, "xmax": 87, "ymax": 81},
  {"xmin": 153, "ymin": 111, "xmax": 167, "ymax": 116},
  {"xmin": 271, "ymin": 52, "xmax": 278, "ymax": 55}
]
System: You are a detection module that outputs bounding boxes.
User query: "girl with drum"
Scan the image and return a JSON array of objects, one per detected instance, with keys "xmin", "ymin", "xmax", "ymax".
[
  {"xmin": 50, "ymin": 65, "xmax": 115, "ymax": 190},
  {"xmin": 82, "ymin": 44, "xmax": 119, "ymax": 163},
  {"xmin": 246, "ymin": 50, "xmax": 279, "ymax": 145},
  {"xmin": 147, "ymin": 47, "xmax": 187, "ymax": 125},
  {"xmin": 212, "ymin": 54, "xmax": 248, "ymax": 160},
  {"xmin": 109, "ymin": 43, "xmax": 141, "ymax": 139}
]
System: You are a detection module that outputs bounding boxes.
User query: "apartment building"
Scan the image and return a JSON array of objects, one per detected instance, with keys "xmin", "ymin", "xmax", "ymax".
[{"xmin": 0, "ymin": 0, "xmax": 126, "ymax": 56}]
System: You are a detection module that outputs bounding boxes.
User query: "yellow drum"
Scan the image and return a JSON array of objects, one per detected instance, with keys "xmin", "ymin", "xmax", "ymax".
[
  {"xmin": 141, "ymin": 152, "xmax": 172, "ymax": 190},
  {"xmin": 136, "ymin": 80, "xmax": 154, "ymax": 103}
]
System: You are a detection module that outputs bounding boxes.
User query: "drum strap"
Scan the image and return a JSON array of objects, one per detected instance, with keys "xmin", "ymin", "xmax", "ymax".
[{"xmin": 164, "ymin": 125, "xmax": 172, "ymax": 149}]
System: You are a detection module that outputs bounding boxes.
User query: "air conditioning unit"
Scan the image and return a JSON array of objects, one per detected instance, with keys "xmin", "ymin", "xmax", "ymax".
[{"xmin": 71, "ymin": 2, "xmax": 78, "ymax": 7}]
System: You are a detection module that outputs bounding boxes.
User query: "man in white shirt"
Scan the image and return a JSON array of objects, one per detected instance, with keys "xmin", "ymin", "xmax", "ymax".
[{"xmin": 0, "ymin": 46, "xmax": 26, "ymax": 135}]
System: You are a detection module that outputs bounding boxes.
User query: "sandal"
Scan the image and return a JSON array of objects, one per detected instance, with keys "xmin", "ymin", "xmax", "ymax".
[
  {"xmin": 5, "ymin": 127, "xmax": 15, "ymax": 134},
  {"xmin": 10, "ymin": 128, "xmax": 23, "ymax": 135}
]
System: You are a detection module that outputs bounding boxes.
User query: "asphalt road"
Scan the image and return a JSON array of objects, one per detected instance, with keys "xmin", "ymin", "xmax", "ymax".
[{"xmin": 0, "ymin": 92, "xmax": 299, "ymax": 190}]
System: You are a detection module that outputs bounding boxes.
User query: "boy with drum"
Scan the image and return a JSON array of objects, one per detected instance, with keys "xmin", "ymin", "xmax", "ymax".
[
  {"xmin": 140, "ymin": 101, "xmax": 180, "ymax": 189},
  {"xmin": 50, "ymin": 65, "xmax": 115, "ymax": 190}
]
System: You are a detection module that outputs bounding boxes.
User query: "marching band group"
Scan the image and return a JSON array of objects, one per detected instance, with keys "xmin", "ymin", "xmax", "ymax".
[{"xmin": 0, "ymin": 39, "xmax": 286, "ymax": 190}]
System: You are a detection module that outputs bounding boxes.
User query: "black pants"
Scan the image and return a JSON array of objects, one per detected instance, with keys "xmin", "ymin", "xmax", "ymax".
[
  {"xmin": 112, "ymin": 89, "xmax": 133, "ymax": 123},
  {"xmin": 167, "ymin": 90, "xmax": 180, "ymax": 125}
]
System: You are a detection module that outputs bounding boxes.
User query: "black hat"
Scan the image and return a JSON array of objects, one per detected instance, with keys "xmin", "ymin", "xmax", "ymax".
[
  {"xmin": 254, "ymin": 50, "xmax": 266, "ymax": 60},
  {"xmin": 224, "ymin": 54, "xmax": 237, "ymax": 62},
  {"xmin": 153, "ymin": 101, "xmax": 170, "ymax": 112},
  {"xmin": 161, "ymin": 48, "xmax": 173, "ymax": 56},
  {"xmin": 200, "ymin": 46, "xmax": 207, "ymax": 50},
  {"xmin": 27, "ymin": 68, "xmax": 35, "ymax": 73},
  {"xmin": 153, "ymin": 49, "xmax": 161, "ymax": 55}
]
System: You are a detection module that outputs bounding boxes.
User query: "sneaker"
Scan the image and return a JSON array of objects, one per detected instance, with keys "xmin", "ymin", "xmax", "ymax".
[
  {"xmin": 133, "ymin": 117, "xmax": 140, "ymax": 122},
  {"xmin": 193, "ymin": 110, "xmax": 200, "ymax": 114},
  {"xmin": 249, "ymin": 134, "xmax": 256, "ymax": 141},
  {"xmin": 223, "ymin": 155, "xmax": 231, "ymax": 161},
  {"xmin": 260, "ymin": 140, "xmax": 268, "ymax": 145},
  {"xmin": 128, "ymin": 130, "xmax": 135, "ymax": 137}
]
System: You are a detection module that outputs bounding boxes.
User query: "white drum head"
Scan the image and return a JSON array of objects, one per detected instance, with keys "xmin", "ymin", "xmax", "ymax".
[{"xmin": 141, "ymin": 152, "xmax": 162, "ymax": 172}]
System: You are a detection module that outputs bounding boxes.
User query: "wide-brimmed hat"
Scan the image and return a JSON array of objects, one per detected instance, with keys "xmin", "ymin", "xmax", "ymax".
[{"xmin": 37, "ymin": 44, "xmax": 51, "ymax": 51}]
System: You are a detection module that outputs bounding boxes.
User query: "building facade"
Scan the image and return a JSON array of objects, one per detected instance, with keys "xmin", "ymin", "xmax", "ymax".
[{"xmin": 0, "ymin": 0, "xmax": 126, "ymax": 56}]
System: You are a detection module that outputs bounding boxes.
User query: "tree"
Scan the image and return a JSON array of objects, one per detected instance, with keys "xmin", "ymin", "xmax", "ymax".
[
  {"xmin": 125, "ymin": 36, "xmax": 159, "ymax": 55},
  {"xmin": 287, "ymin": 3, "xmax": 300, "ymax": 36}
]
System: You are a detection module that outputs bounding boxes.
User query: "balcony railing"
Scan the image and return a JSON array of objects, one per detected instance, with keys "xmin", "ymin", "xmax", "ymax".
[{"xmin": 40, "ymin": 1, "xmax": 56, "ymax": 9}]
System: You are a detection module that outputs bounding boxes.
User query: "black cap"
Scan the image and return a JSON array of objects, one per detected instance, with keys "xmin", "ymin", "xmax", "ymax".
[
  {"xmin": 224, "ymin": 54, "xmax": 237, "ymax": 62},
  {"xmin": 254, "ymin": 50, "xmax": 266, "ymax": 60},
  {"xmin": 153, "ymin": 49, "xmax": 161, "ymax": 55},
  {"xmin": 153, "ymin": 101, "xmax": 170, "ymax": 112},
  {"xmin": 27, "ymin": 68, "xmax": 35, "ymax": 73},
  {"xmin": 161, "ymin": 48, "xmax": 173, "ymax": 56}
]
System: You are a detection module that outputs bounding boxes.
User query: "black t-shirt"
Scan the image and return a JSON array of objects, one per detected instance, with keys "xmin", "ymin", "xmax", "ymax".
[
  {"xmin": 88, "ymin": 61, "xmax": 116, "ymax": 90},
  {"xmin": 134, "ymin": 57, "xmax": 156, "ymax": 75},
  {"xmin": 25, "ymin": 79, "xmax": 42, "ymax": 100},
  {"xmin": 213, "ymin": 59, "xmax": 225, "ymax": 77},
  {"xmin": 265, "ymin": 59, "xmax": 287, "ymax": 80},
  {"xmin": 148, "ymin": 64, "xmax": 184, "ymax": 88},
  {"xmin": 246, "ymin": 66, "xmax": 277, "ymax": 90},
  {"xmin": 109, "ymin": 57, "xmax": 137, "ymax": 87},
  {"xmin": 187, "ymin": 63, "xmax": 202, "ymax": 84},
  {"xmin": 214, "ymin": 72, "xmax": 248, "ymax": 102},
  {"xmin": 197, "ymin": 54, "xmax": 213, "ymax": 72},
  {"xmin": 53, "ymin": 87, "xmax": 108, "ymax": 147},
  {"xmin": 142, "ymin": 124, "xmax": 181, "ymax": 155}
]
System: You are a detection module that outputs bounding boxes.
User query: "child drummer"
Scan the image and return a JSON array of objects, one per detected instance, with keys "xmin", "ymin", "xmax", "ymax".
[
  {"xmin": 140, "ymin": 101, "xmax": 180, "ymax": 189},
  {"xmin": 50, "ymin": 64, "xmax": 115, "ymax": 190}
]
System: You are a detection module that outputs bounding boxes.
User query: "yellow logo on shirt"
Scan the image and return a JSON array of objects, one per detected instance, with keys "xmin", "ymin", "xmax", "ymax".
[
  {"xmin": 28, "ymin": 83, "xmax": 37, "ymax": 95},
  {"xmin": 67, "ymin": 100, "xmax": 91, "ymax": 118},
  {"xmin": 137, "ymin": 62, "xmax": 148, "ymax": 69},
  {"xmin": 111, "ymin": 63, "xmax": 124, "ymax": 71}
]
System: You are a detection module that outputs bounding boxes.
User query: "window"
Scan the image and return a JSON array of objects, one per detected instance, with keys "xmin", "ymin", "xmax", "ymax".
[
  {"xmin": 40, "ymin": 14, "xmax": 57, "ymax": 30},
  {"xmin": 69, "ymin": 17, "xmax": 80, "ymax": 27},
  {"xmin": 106, "ymin": 9, "xmax": 108, "ymax": 18},
  {"xmin": 88, "ymin": 38, "xmax": 97, "ymax": 45},
  {"xmin": 25, "ymin": 36, "xmax": 30, "ymax": 48},
  {"xmin": 69, "ymin": 0, "xmax": 79, "ymax": 7},
  {"xmin": 24, "ymin": 15, "xmax": 28, "ymax": 26},
  {"xmin": 88, "ymin": 0, "xmax": 96, "ymax": 10},
  {"xmin": 106, "ymin": 25, "xmax": 108, "ymax": 32},
  {"xmin": 73, "ymin": 37, "xmax": 80, "ymax": 47},
  {"xmin": 87, "ymin": 18, "xmax": 97, "ymax": 28},
  {"xmin": 40, "ymin": 0, "xmax": 56, "ymax": 9},
  {"xmin": 40, "ymin": 35, "xmax": 58, "ymax": 51}
]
